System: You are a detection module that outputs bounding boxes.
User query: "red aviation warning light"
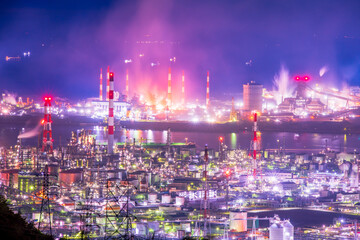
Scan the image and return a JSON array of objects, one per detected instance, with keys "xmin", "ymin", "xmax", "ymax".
[
  {"xmin": 219, "ymin": 136, "xmax": 223, "ymax": 143},
  {"xmin": 224, "ymin": 169, "xmax": 231, "ymax": 177},
  {"xmin": 294, "ymin": 75, "xmax": 311, "ymax": 81}
]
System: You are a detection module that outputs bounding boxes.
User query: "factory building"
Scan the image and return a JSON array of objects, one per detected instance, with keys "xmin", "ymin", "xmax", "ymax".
[
  {"xmin": 18, "ymin": 172, "xmax": 43, "ymax": 193},
  {"xmin": 91, "ymin": 100, "xmax": 130, "ymax": 118},
  {"xmin": 243, "ymin": 81, "xmax": 263, "ymax": 113},
  {"xmin": 278, "ymin": 98, "xmax": 325, "ymax": 114}
]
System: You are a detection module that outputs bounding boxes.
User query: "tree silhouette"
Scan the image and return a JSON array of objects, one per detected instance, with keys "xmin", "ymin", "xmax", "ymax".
[{"xmin": 0, "ymin": 195, "xmax": 53, "ymax": 240}]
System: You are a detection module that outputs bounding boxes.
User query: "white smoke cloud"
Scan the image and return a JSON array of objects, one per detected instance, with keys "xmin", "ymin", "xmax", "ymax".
[
  {"xmin": 18, "ymin": 123, "xmax": 42, "ymax": 139},
  {"xmin": 2, "ymin": 92, "xmax": 17, "ymax": 105},
  {"xmin": 273, "ymin": 65, "xmax": 295, "ymax": 104},
  {"xmin": 319, "ymin": 66, "xmax": 329, "ymax": 77}
]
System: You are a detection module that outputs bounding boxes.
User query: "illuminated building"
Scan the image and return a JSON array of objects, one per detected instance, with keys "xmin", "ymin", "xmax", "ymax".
[
  {"xmin": 18, "ymin": 172, "xmax": 43, "ymax": 193},
  {"xmin": 278, "ymin": 97, "xmax": 325, "ymax": 114},
  {"xmin": 91, "ymin": 100, "xmax": 130, "ymax": 118},
  {"xmin": 243, "ymin": 81, "xmax": 263, "ymax": 113}
]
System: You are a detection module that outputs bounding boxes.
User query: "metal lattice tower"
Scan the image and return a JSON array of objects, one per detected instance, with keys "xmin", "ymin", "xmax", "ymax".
[
  {"xmin": 38, "ymin": 165, "xmax": 52, "ymax": 236},
  {"xmin": 42, "ymin": 97, "xmax": 53, "ymax": 154},
  {"xmin": 78, "ymin": 186, "xmax": 99, "ymax": 240},
  {"xmin": 104, "ymin": 179, "xmax": 136, "ymax": 239}
]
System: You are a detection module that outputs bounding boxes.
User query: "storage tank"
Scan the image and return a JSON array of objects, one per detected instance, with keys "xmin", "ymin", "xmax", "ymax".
[
  {"xmin": 283, "ymin": 221, "xmax": 294, "ymax": 240},
  {"xmin": 59, "ymin": 168, "xmax": 83, "ymax": 186},
  {"xmin": 181, "ymin": 222, "xmax": 191, "ymax": 232},
  {"xmin": 177, "ymin": 230, "xmax": 185, "ymax": 239},
  {"xmin": 47, "ymin": 164, "xmax": 59, "ymax": 176},
  {"xmin": 148, "ymin": 193, "xmax": 157, "ymax": 203},
  {"xmin": 229, "ymin": 211, "xmax": 247, "ymax": 232},
  {"xmin": 161, "ymin": 194, "xmax": 171, "ymax": 204},
  {"xmin": 188, "ymin": 165, "xmax": 196, "ymax": 171},
  {"xmin": 175, "ymin": 196, "xmax": 185, "ymax": 206},
  {"xmin": 269, "ymin": 223, "xmax": 284, "ymax": 240},
  {"xmin": 135, "ymin": 223, "xmax": 147, "ymax": 235}
]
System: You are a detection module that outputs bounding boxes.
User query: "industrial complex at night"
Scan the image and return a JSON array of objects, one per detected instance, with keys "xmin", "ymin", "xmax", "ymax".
[{"xmin": 1, "ymin": 0, "xmax": 360, "ymax": 239}]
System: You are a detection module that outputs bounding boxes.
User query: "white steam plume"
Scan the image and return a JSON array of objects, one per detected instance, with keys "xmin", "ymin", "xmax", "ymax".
[
  {"xmin": 319, "ymin": 66, "xmax": 329, "ymax": 77},
  {"xmin": 18, "ymin": 123, "xmax": 42, "ymax": 139},
  {"xmin": 273, "ymin": 65, "xmax": 295, "ymax": 104}
]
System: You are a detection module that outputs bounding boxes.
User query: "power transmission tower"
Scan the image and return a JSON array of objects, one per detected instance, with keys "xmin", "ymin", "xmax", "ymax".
[
  {"xmin": 104, "ymin": 179, "xmax": 136, "ymax": 239},
  {"xmin": 38, "ymin": 165, "xmax": 52, "ymax": 236}
]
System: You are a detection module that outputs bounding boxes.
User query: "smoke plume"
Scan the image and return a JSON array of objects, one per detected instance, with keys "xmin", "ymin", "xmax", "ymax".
[
  {"xmin": 273, "ymin": 65, "xmax": 295, "ymax": 104},
  {"xmin": 18, "ymin": 123, "xmax": 42, "ymax": 139}
]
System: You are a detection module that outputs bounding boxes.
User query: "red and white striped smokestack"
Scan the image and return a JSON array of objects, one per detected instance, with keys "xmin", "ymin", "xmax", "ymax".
[
  {"xmin": 252, "ymin": 112, "xmax": 258, "ymax": 176},
  {"xmin": 106, "ymin": 66, "xmax": 110, "ymax": 101},
  {"xmin": 126, "ymin": 69, "xmax": 129, "ymax": 102},
  {"xmin": 99, "ymin": 68, "xmax": 103, "ymax": 101},
  {"xmin": 181, "ymin": 70, "xmax": 185, "ymax": 106},
  {"xmin": 206, "ymin": 71, "xmax": 210, "ymax": 108},
  {"xmin": 167, "ymin": 67, "xmax": 172, "ymax": 106},
  {"xmin": 108, "ymin": 72, "xmax": 114, "ymax": 154}
]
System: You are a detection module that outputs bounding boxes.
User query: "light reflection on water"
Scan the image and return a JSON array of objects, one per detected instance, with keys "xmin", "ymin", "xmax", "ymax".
[{"xmin": 0, "ymin": 125, "xmax": 359, "ymax": 152}]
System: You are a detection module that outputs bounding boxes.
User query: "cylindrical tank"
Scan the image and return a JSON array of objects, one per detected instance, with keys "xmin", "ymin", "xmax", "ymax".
[
  {"xmin": 148, "ymin": 193, "xmax": 157, "ymax": 203},
  {"xmin": 59, "ymin": 169, "xmax": 83, "ymax": 186},
  {"xmin": 176, "ymin": 196, "xmax": 185, "ymax": 206},
  {"xmin": 188, "ymin": 165, "xmax": 196, "ymax": 171},
  {"xmin": 269, "ymin": 223, "xmax": 284, "ymax": 240},
  {"xmin": 283, "ymin": 221, "xmax": 294, "ymax": 240},
  {"xmin": 47, "ymin": 164, "xmax": 59, "ymax": 176},
  {"xmin": 161, "ymin": 194, "xmax": 171, "ymax": 204},
  {"xmin": 229, "ymin": 211, "xmax": 247, "ymax": 232},
  {"xmin": 177, "ymin": 230, "xmax": 185, "ymax": 239},
  {"xmin": 181, "ymin": 222, "xmax": 191, "ymax": 232}
]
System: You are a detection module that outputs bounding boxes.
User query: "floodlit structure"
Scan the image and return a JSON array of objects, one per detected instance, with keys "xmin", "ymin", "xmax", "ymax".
[{"xmin": 229, "ymin": 211, "xmax": 247, "ymax": 232}]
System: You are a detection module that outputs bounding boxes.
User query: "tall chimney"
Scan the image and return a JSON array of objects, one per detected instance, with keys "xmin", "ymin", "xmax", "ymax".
[
  {"xmin": 99, "ymin": 68, "xmax": 103, "ymax": 101},
  {"xmin": 206, "ymin": 71, "xmax": 210, "ymax": 108},
  {"xmin": 126, "ymin": 69, "xmax": 129, "ymax": 102},
  {"xmin": 108, "ymin": 72, "xmax": 114, "ymax": 154},
  {"xmin": 182, "ymin": 70, "xmax": 185, "ymax": 106},
  {"xmin": 106, "ymin": 66, "xmax": 110, "ymax": 101},
  {"xmin": 167, "ymin": 67, "xmax": 172, "ymax": 106}
]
